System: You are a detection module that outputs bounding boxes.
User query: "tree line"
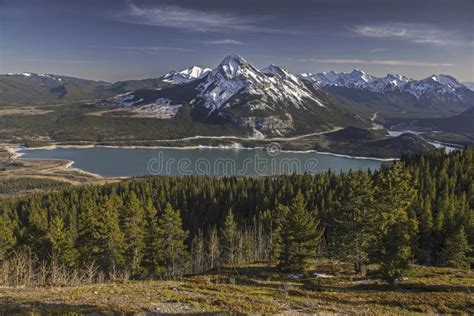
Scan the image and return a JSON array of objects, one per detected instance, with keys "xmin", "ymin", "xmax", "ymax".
[{"xmin": 0, "ymin": 149, "xmax": 472, "ymax": 285}]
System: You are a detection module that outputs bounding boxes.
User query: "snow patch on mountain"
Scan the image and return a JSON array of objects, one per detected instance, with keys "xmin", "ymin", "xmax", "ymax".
[
  {"xmin": 133, "ymin": 99, "xmax": 182, "ymax": 119},
  {"xmin": 163, "ymin": 66, "xmax": 211, "ymax": 84},
  {"xmin": 103, "ymin": 93, "xmax": 182, "ymax": 119}
]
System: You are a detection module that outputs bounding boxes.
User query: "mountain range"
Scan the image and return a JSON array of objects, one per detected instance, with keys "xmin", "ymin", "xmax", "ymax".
[
  {"xmin": 102, "ymin": 54, "xmax": 368, "ymax": 137},
  {"xmin": 1, "ymin": 54, "xmax": 473, "ymax": 137},
  {"xmin": 299, "ymin": 70, "xmax": 474, "ymax": 113}
]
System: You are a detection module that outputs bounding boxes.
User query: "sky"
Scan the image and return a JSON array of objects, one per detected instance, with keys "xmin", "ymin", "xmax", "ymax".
[{"xmin": 1, "ymin": 0, "xmax": 473, "ymax": 82}]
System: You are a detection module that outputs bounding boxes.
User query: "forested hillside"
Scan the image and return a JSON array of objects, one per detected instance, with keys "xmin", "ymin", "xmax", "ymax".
[{"xmin": 0, "ymin": 149, "xmax": 472, "ymax": 285}]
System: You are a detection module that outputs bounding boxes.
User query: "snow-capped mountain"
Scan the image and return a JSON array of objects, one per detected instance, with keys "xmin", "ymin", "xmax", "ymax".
[
  {"xmin": 102, "ymin": 54, "xmax": 368, "ymax": 136},
  {"xmin": 162, "ymin": 66, "xmax": 211, "ymax": 84},
  {"xmin": 191, "ymin": 54, "xmax": 324, "ymax": 113},
  {"xmin": 299, "ymin": 70, "xmax": 471, "ymax": 100},
  {"xmin": 402, "ymin": 75, "xmax": 465, "ymax": 98},
  {"xmin": 299, "ymin": 70, "xmax": 412, "ymax": 93},
  {"xmin": 299, "ymin": 70, "xmax": 474, "ymax": 110},
  {"xmin": 300, "ymin": 70, "xmax": 377, "ymax": 90}
]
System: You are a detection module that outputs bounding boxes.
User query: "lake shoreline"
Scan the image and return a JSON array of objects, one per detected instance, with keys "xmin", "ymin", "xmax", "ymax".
[
  {"xmin": 14, "ymin": 143, "xmax": 398, "ymax": 162},
  {"xmin": 14, "ymin": 143, "xmax": 387, "ymax": 178}
]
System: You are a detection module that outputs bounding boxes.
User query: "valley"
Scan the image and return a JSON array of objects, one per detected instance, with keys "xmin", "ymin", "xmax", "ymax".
[{"xmin": 2, "ymin": 1, "xmax": 473, "ymax": 314}]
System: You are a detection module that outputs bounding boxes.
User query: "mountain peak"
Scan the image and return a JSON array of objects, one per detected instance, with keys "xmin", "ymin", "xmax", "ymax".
[
  {"xmin": 195, "ymin": 54, "xmax": 324, "ymax": 112},
  {"xmin": 163, "ymin": 66, "xmax": 211, "ymax": 84},
  {"xmin": 222, "ymin": 53, "xmax": 245, "ymax": 60},
  {"xmin": 219, "ymin": 54, "xmax": 247, "ymax": 66},
  {"xmin": 215, "ymin": 54, "xmax": 254, "ymax": 79},
  {"xmin": 350, "ymin": 69, "xmax": 366, "ymax": 76}
]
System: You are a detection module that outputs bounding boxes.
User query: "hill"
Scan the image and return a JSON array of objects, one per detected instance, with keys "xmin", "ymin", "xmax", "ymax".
[{"xmin": 0, "ymin": 73, "xmax": 108, "ymax": 105}]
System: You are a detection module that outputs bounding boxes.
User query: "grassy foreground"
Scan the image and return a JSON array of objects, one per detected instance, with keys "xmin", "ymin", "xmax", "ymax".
[{"xmin": 0, "ymin": 260, "xmax": 472, "ymax": 314}]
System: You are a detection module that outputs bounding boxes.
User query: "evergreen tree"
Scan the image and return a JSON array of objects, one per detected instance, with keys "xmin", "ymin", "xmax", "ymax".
[
  {"xmin": 372, "ymin": 162, "xmax": 418, "ymax": 284},
  {"xmin": 261, "ymin": 205, "xmax": 288, "ymax": 263},
  {"xmin": 377, "ymin": 212, "xmax": 414, "ymax": 285},
  {"xmin": 154, "ymin": 203, "xmax": 189, "ymax": 277},
  {"xmin": 221, "ymin": 209, "xmax": 238, "ymax": 265},
  {"xmin": 414, "ymin": 196, "xmax": 433, "ymax": 264},
  {"xmin": 47, "ymin": 216, "xmax": 78, "ymax": 268},
  {"xmin": 142, "ymin": 198, "xmax": 159, "ymax": 277},
  {"xmin": 78, "ymin": 195, "xmax": 125, "ymax": 272},
  {"xmin": 440, "ymin": 226, "xmax": 470, "ymax": 269},
  {"xmin": 121, "ymin": 192, "xmax": 145, "ymax": 276},
  {"xmin": 0, "ymin": 212, "xmax": 15, "ymax": 262},
  {"xmin": 329, "ymin": 172, "xmax": 374, "ymax": 274},
  {"xmin": 278, "ymin": 192, "xmax": 323, "ymax": 272}
]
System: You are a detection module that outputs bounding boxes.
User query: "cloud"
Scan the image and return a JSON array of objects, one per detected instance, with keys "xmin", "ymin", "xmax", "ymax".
[
  {"xmin": 115, "ymin": 2, "xmax": 275, "ymax": 33},
  {"xmin": 206, "ymin": 39, "xmax": 243, "ymax": 45},
  {"xmin": 317, "ymin": 59, "xmax": 453, "ymax": 67},
  {"xmin": 352, "ymin": 23, "xmax": 473, "ymax": 47}
]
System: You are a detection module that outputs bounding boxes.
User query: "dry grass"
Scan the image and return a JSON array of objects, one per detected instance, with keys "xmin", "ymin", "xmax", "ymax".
[
  {"xmin": 0, "ymin": 106, "xmax": 53, "ymax": 117},
  {"xmin": 0, "ymin": 260, "xmax": 472, "ymax": 314}
]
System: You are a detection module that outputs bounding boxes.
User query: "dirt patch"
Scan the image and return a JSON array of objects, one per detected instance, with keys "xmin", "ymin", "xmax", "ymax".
[{"xmin": 0, "ymin": 106, "xmax": 53, "ymax": 116}]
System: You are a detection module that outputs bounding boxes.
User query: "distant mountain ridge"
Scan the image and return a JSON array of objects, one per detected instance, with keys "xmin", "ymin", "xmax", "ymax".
[
  {"xmin": 299, "ymin": 70, "xmax": 474, "ymax": 111},
  {"xmin": 0, "ymin": 72, "xmax": 108, "ymax": 104},
  {"xmin": 299, "ymin": 70, "xmax": 468, "ymax": 96}
]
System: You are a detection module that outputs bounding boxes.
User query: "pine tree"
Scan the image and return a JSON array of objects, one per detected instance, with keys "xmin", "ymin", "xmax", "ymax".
[
  {"xmin": 221, "ymin": 209, "xmax": 238, "ymax": 265},
  {"xmin": 329, "ymin": 172, "xmax": 374, "ymax": 274},
  {"xmin": 278, "ymin": 192, "xmax": 324, "ymax": 272},
  {"xmin": 121, "ymin": 192, "xmax": 145, "ymax": 276},
  {"xmin": 415, "ymin": 196, "xmax": 433, "ymax": 264},
  {"xmin": 0, "ymin": 212, "xmax": 15, "ymax": 262},
  {"xmin": 154, "ymin": 203, "xmax": 189, "ymax": 277},
  {"xmin": 372, "ymin": 163, "xmax": 418, "ymax": 284},
  {"xmin": 78, "ymin": 195, "xmax": 125, "ymax": 272},
  {"xmin": 142, "ymin": 198, "xmax": 159, "ymax": 277},
  {"xmin": 440, "ymin": 226, "xmax": 470, "ymax": 269},
  {"xmin": 47, "ymin": 216, "xmax": 78, "ymax": 268},
  {"xmin": 377, "ymin": 212, "xmax": 414, "ymax": 285}
]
